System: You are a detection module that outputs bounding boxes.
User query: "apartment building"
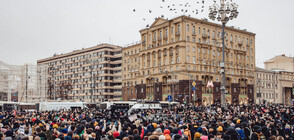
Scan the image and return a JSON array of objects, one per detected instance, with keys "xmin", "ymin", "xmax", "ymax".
[
  {"xmin": 255, "ymin": 67, "xmax": 294, "ymax": 105},
  {"xmin": 122, "ymin": 15, "xmax": 256, "ymax": 105},
  {"xmin": 37, "ymin": 44, "xmax": 122, "ymax": 102},
  {"xmin": 255, "ymin": 67, "xmax": 278, "ymax": 104}
]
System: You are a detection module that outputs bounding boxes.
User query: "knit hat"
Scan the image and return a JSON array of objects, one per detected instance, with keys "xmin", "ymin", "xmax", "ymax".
[
  {"xmin": 165, "ymin": 134, "xmax": 172, "ymax": 140},
  {"xmin": 230, "ymin": 123, "xmax": 235, "ymax": 127},
  {"xmin": 194, "ymin": 132, "xmax": 201, "ymax": 138},
  {"xmin": 39, "ymin": 123, "xmax": 43, "ymax": 127},
  {"xmin": 53, "ymin": 124, "xmax": 58, "ymax": 129},
  {"xmin": 153, "ymin": 123, "xmax": 158, "ymax": 128},
  {"xmin": 94, "ymin": 122, "xmax": 98, "ymax": 126},
  {"xmin": 159, "ymin": 135, "xmax": 166, "ymax": 140},
  {"xmin": 200, "ymin": 135, "xmax": 208, "ymax": 140},
  {"xmin": 113, "ymin": 131, "xmax": 120, "ymax": 138},
  {"xmin": 156, "ymin": 128, "xmax": 163, "ymax": 134},
  {"xmin": 217, "ymin": 126, "xmax": 223, "ymax": 132},
  {"xmin": 236, "ymin": 119, "xmax": 241, "ymax": 124},
  {"xmin": 164, "ymin": 129, "xmax": 170, "ymax": 135},
  {"xmin": 62, "ymin": 129, "xmax": 68, "ymax": 134}
]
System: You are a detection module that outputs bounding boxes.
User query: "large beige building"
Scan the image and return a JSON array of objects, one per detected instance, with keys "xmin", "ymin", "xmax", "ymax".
[
  {"xmin": 264, "ymin": 54, "xmax": 294, "ymax": 72},
  {"xmin": 122, "ymin": 16, "xmax": 256, "ymax": 105},
  {"xmin": 37, "ymin": 44, "xmax": 122, "ymax": 102},
  {"xmin": 256, "ymin": 55, "xmax": 294, "ymax": 105}
]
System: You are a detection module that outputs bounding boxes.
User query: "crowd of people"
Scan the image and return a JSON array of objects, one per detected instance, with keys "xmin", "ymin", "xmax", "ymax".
[{"xmin": 0, "ymin": 103, "xmax": 293, "ymax": 140}]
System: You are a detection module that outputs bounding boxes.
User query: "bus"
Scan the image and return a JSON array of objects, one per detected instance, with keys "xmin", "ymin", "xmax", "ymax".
[
  {"xmin": 35, "ymin": 102, "xmax": 87, "ymax": 111},
  {"xmin": 0, "ymin": 102, "xmax": 18, "ymax": 112},
  {"xmin": 98, "ymin": 101, "xmax": 137, "ymax": 110},
  {"xmin": 18, "ymin": 102, "xmax": 36, "ymax": 111},
  {"xmin": 159, "ymin": 101, "xmax": 180, "ymax": 108},
  {"xmin": 128, "ymin": 101, "xmax": 162, "ymax": 115}
]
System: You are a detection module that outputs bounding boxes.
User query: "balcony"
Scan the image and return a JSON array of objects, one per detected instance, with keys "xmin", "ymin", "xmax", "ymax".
[
  {"xmin": 192, "ymin": 32, "xmax": 196, "ymax": 36},
  {"xmin": 158, "ymin": 37, "xmax": 162, "ymax": 41},
  {"xmin": 202, "ymin": 34, "xmax": 207, "ymax": 39},
  {"xmin": 212, "ymin": 36, "xmax": 216, "ymax": 40},
  {"xmin": 238, "ymin": 41, "xmax": 243, "ymax": 46},
  {"xmin": 152, "ymin": 39, "xmax": 156, "ymax": 43},
  {"xmin": 176, "ymin": 32, "xmax": 180, "ymax": 36},
  {"xmin": 163, "ymin": 35, "xmax": 168, "ymax": 40}
]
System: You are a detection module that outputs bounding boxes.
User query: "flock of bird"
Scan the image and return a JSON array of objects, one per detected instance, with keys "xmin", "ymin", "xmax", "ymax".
[{"xmin": 132, "ymin": 0, "xmax": 218, "ymax": 27}]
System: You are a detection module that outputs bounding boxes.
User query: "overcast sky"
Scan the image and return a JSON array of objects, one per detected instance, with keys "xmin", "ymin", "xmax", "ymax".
[{"xmin": 0, "ymin": 0, "xmax": 293, "ymax": 68}]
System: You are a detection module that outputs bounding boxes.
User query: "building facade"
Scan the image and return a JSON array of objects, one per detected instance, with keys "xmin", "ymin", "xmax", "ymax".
[
  {"xmin": 122, "ymin": 16, "xmax": 256, "ymax": 105},
  {"xmin": 37, "ymin": 44, "xmax": 122, "ymax": 102},
  {"xmin": 255, "ymin": 67, "xmax": 278, "ymax": 104},
  {"xmin": 255, "ymin": 67, "xmax": 294, "ymax": 105},
  {"xmin": 264, "ymin": 54, "xmax": 294, "ymax": 72},
  {"xmin": 0, "ymin": 61, "xmax": 38, "ymax": 102}
]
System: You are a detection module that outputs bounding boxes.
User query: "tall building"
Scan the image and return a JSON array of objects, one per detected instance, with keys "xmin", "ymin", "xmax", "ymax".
[
  {"xmin": 122, "ymin": 16, "xmax": 256, "ymax": 105},
  {"xmin": 0, "ymin": 61, "xmax": 38, "ymax": 102},
  {"xmin": 255, "ymin": 67, "xmax": 278, "ymax": 104},
  {"xmin": 264, "ymin": 54, "xmax": 294, "ymax": 72},
  {"xmin": 37, "ymin": 44, "xmax": 122, "ymax": 102},
  {"xmin": 255, "ymin": 67, "xmax": 294, "ymax": 105}
]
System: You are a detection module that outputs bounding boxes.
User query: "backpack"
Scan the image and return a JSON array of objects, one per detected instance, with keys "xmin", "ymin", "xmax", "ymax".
[
  {"xmin": 253, "ymin": 132, "xmax": 261, "ymax": 140},
  {"xmin": 237, "ymin": 129, "xmax": 246, "ymax": 140},
  {"xmin": 244, "ymin": 127, "xmax": 253, "ymax": 139}
]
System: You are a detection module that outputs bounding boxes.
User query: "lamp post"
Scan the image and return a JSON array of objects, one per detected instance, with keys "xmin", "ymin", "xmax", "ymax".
[{"xmin": 209, "ymin": 0, "xmax": 239, "ymax": 107}]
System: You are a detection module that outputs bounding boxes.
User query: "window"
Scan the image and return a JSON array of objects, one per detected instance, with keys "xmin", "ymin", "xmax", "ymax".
[
  {"xmin": 187, "ymin": 36, "xmax": 190, "ymax": 41},
  {"xmin": 160, "ymin": 31, "xmax": 162, "ymax": 38},
  {"xmin": 193, "ymin": 26, "xmax": 195, "ymax": 34},
  {"xmin": 177, "ymin": 25, "xmax": 180, "ymax": 33},
  {"xmin": 177, "ymin": 65, "xmax": 179, "ymax": 70},
  {"xmin": 165, "ymin": 29, "xmax": 168, "ymax": 37},
  {"xmin": 193, "ymin": 66, "xmax": 196, "ymax": 71},
  {"xmin": 198, "ymin": 48, "xmax": 201, "ymax": 53},
  {"xmin": 203, "ymin": 28, "xmax": 206, "ymax": 35},
  {"xmin": 193, "ymin": 56, "xmax": 196, "ymax": 64},
  {"xmin": 193, "ymin": 47, "xmax": 195, "ymax": 53},
  {"xmin": 213, "ymin": 50, "xmax": 215, "ymax": 56},
  {"xmin": 198, "ymin": 27, "xmax": 201, "ymax": 34},
  {"xmin": 186, "ymin": 24, "xmax": 189, "ymax": 31},
  {"xmin": 176, "ymin": 56, "xmax": 180, "ymax": 63},
  {"xmin": 186, "ymin": 55, "xmax": 189, "ymax": 62},
  {"xmin": 186, "ymin": 46, "xmax": 190, "ymax": 51},
  {"xmin": 213, "ymin": 30, "xmax": 215, "ymax": 38},
  {"xmin": 149, "ymin": 34, "xmax": 151, "ymax": 41},
  {"xmin": 171, "ymin": 27, "xmax": 174, "ymax": 34}
]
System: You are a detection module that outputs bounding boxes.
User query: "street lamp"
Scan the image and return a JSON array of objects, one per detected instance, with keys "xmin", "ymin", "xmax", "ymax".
[
  {"xmin": 209, "ymin": 0, "xmax": 239, "ymax": 107},
  {"xmin": 257, "ymin": 78, "xmax": 262, "ymax": 104}
]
